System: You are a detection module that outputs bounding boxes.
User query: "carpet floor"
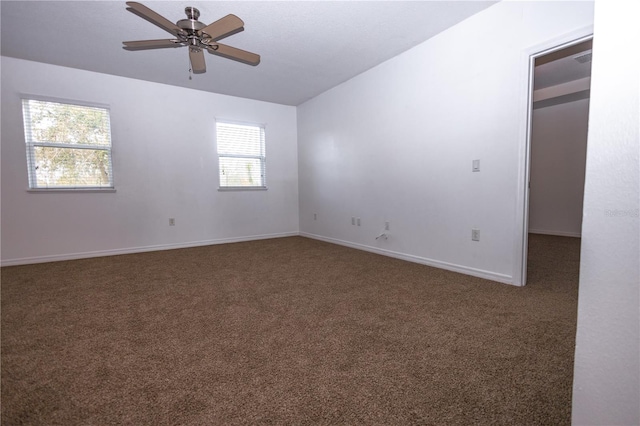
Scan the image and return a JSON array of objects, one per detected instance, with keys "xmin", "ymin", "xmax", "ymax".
[{"xmin": 1, "ymin": 234, "xmax": 580, "ymax": 425}]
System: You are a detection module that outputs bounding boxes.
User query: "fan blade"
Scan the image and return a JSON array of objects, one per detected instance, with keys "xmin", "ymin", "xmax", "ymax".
[
  {"xmin": 200, "ymin": 14, "xmax": 244, "ymax": 41},
  {"xmin": 126, "ymin": 2, "xmax": 184, "ymax": 36},
  {"xmin": 189, "ymin": 48, "xmax": 206, "ymax": 74},
  {"xmin": 207, "ymin": 43, "xmax": 260, "ymax": 66},
  {"xmin": 123, "ymin": 39, "xmax": 183, "ymax": 50}
]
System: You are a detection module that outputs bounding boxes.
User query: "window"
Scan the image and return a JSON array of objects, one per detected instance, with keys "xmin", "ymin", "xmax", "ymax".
[
  {"xmin": 216, "ymin": 120, "xmax": 266, "ymax": 189},
  {"xmin": 22, "ymin": 98, "xmax": 114, "ymax": 189}
]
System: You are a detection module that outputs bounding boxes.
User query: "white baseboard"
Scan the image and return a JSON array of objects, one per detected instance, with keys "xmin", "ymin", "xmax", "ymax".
[
  {"xmin": 529, "ymin": 228, "xmax": 581, "ymax": 238},
  {"xmin": 300, "ymin": 232, "xmax": 514, "ymax": 286},
  {"xmin": 0, "ymin": 232, "xmax": 299, "ymax": 267},
  {"xmin": 3, "ymin": 231, "xmax": 515, "ymax": 287}
]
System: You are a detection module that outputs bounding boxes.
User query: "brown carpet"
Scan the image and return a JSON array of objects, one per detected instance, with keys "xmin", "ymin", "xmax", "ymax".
[{"xmin": 1, "ymin": 234, "xmax": 580, "ymax": 425}]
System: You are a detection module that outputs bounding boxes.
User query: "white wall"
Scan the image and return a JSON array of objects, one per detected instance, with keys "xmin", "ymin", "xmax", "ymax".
[
  {"xmin": 572, "ymin": 0, "xmax": 640, "ymax": 423},
  {"xmin": 297, "ymin": 1, "xmax": 594, "ymax": 284},
  {"xmin": 529, "ymin": 98, "xmax": 589, "ymax": 237},
  {"xmin": 1, "ymin": 57, "xmax": 299, "ymax": 265}
]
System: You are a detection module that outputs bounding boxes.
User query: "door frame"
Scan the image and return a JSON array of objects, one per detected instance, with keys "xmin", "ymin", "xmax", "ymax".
[{"xmin": 512, "ymin": 26, "xmax": 594, "ymax": 287}]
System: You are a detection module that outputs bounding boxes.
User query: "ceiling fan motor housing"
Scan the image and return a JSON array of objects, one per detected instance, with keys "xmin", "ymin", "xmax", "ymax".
[
  {"xmin": 178, "ymin": 8, "xmax": 205, "ymax": 31},
  {"xmin": 177, "ymin": 7, "xmax": 214, "ymax": 48}
]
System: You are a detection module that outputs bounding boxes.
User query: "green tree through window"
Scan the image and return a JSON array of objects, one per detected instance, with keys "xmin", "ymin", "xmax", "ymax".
[{"xmin": 22, "ymin": 99, "xmax": 113, "ymax": 189}]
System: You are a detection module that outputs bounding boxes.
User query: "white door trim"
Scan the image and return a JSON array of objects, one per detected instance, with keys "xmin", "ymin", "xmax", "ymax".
[{"xmin": 512, "ymin": 25, "xmax": 594, "ymax": 287}]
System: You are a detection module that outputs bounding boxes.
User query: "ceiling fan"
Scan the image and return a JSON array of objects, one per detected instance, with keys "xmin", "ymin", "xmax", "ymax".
[{"xmin": 123, "ymin": 2, "xmax": 260, "ymax": 74}]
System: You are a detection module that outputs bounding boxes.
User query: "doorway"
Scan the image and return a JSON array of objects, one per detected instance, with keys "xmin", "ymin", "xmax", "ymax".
[{"xmin": 517, "ymin": 34, "xmax": 593, "ymax": 286}]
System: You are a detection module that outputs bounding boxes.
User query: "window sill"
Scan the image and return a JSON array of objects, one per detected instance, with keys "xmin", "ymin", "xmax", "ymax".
[
  {"xmin": 27, "ymin": 188, "xmax": 116, "ymax": 193},
  {"xmin": 218, "ymin": 187, "xmax": 268, "ymax": 192}
]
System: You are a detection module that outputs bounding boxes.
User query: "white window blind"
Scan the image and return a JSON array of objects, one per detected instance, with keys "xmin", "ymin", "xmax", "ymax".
[
  {"xmin": 22, "ymin": 99, "xmax": 114, "ymax": 189},
  {"xmin": 216, "ymin": 120, "xmax": 266, "ymax": 189}
]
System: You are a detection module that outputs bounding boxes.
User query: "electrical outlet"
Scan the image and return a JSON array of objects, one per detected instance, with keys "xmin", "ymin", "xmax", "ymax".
[
  {"xmin": 351, "ymin": 217, "xmax": 355, "ymax": 225},
  {"xmin": 471, "ymin": 229, "xmax": 480, "ymax": 241},
  {"xmin": 169, "ymin": 218, "xmax": 175, "ymax": 226},
  {"xmin": 357, "ymin": 217, "xmax": 361, "ymax": 226},
  {"xmin": 384, "ymin": 221, "xmax": 390, "ymax": 231}
]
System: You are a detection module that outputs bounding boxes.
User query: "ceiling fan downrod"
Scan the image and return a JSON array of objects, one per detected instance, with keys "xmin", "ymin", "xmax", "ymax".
[{"xmin": 185, "ymin": 6, "xmax": 199, "ymax": 21}]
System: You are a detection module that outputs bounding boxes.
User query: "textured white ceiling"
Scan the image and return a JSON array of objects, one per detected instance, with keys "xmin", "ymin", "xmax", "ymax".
[{"xmin": 1, "ymin": 1, "xmax": 498, "ymax": 105}]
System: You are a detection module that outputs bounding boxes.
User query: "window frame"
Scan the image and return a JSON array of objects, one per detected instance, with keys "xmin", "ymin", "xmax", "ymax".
[
  {"xmin": 215, "ymin": 119, "xmax": 267, "ymax": 191},
  {"xmin": 21, "ymin": 95, "xmax": 115, "ymax": 192}
]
